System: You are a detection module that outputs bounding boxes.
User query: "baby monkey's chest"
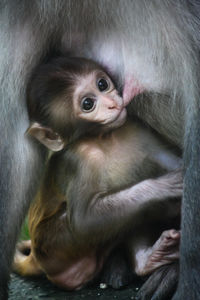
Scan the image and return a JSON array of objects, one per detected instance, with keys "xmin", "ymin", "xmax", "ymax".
[{"xmin": 81, "ymin": 125, "xmax": 152, "ymax": 189}]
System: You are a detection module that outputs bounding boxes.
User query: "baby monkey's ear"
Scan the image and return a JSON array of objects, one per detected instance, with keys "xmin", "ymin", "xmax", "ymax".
[{"xmin": 26, "ymin": 122, "xmax": 65, "ymax": 152}]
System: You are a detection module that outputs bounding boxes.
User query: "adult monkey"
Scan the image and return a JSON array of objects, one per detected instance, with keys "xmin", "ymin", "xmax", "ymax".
[{"xmin": 0, "ymin": 1, "xmax": 199, "ymax": 300}]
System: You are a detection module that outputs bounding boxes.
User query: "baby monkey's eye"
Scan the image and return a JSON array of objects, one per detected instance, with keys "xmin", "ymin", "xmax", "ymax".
[
  {"xmin": 97, "ymin": 78, "xmax": 109, "ymax": 92},
  {"xmin": 81, "ymin": 97, "xmax": 96, "ymax": 112}
]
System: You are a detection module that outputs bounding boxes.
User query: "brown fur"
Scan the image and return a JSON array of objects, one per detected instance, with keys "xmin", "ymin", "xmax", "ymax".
[{"xmin": 14, "ymin": 119, "xmax": 182, "ymax": 289}]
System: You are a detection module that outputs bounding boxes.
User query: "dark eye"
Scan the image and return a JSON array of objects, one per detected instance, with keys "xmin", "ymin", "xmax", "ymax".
[
  {"xmin": 81, "ymin": 97, "xmax": 96, "ymax": 112},
  {"xmin": 97, "ymin": 78, "xmax": 109, "ymax": 91}
]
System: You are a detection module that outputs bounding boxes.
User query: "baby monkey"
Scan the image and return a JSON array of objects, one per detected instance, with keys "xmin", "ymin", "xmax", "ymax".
[{"xmin": 14, "ymin": 57, "xmax": 182, "ymax": 290}]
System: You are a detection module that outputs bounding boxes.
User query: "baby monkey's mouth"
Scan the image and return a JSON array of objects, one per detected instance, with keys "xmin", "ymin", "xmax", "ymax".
[{"xmin": 102, "ymin": 107, "xmax": 127, "ymax": 131}]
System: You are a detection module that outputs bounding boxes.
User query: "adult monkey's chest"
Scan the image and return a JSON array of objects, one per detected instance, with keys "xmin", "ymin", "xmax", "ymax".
[
  {"xmin": 59, "ymin": 2, "xmax": 164, "ymax": 95},
  {"xmin": 59, "ymin": 1, "xmax": 184, "ymax": 147}
]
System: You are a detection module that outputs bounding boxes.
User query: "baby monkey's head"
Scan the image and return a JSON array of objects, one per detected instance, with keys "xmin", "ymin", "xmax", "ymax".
[{"xmin": 27, "ymin": 57, "xmax": 127, "ymax": 151}]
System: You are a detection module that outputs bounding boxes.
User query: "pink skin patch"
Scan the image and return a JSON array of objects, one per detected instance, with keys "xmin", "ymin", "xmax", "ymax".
[
  {"xmin": 48, "ymin": 255, "xmax": 100, "ymax": 290},
  {"xmin": 123, "ymin": 76, "xmax": 144, "ymax": 106},
  {"xmin": 47, "ymin": 245, "xmax": 113, "ymax": 290}
]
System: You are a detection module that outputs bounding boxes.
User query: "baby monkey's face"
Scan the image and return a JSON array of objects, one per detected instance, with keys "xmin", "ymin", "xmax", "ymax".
[
  {"xmin": 73, "ymin": 71, "xmax": 127, "ymax": 130},
  {"xmin": 26, "ymin": 69, "xmax": 127, "ymax": 153}
]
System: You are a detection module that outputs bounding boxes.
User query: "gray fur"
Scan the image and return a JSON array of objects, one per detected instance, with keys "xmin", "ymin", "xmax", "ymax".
[{"xmin": 0, "ymin": 1, "xmax": 200, "ymax": 299}]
